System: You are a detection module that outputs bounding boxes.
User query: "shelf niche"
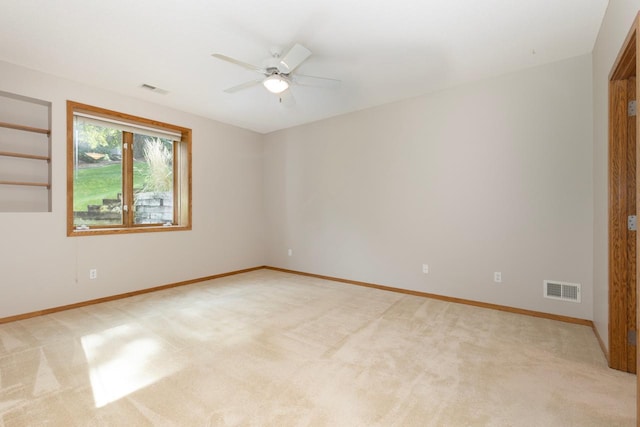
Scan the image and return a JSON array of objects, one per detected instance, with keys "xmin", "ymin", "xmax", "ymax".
[{"xmin": 0, "ymin": 90, "xmax": 52, "ymax": 212}]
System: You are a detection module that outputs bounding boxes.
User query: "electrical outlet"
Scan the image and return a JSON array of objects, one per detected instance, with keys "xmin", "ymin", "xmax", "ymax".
[
  {"xmin": 422, "ymin": 264, "xmax": 429, "ymax": 274},
  {"xmin": 89, "ymin": 269, "xmax": 97, "ymax": 280},
  {"xmin": 287, "ymin": 248, "xmax": 293, "ymax": 257},
  {"xmin": 494, "ymin": 272, "xmax": 502, "ymax": 283}
]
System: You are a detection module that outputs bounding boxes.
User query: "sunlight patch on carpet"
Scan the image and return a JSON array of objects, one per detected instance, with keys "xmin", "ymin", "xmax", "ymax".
[{"xmin": 81, "ymin": 323, "xmax": 179, "ymax": 408}]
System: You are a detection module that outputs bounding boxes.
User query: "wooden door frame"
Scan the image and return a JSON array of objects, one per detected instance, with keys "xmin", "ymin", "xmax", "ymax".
[{"xmin": 608, "ymin": 10, "xmax": 639, "ymax": 421}]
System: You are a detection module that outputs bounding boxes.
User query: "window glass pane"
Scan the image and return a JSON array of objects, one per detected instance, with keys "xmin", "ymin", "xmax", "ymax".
[
  {"xmin": 68, "ymin": 101, "xmax": 190, "ymax": 236},
  {"xmin": 133, "ymin": 134, "xmax": 174, "ymax": 225},
  {"xmin": 73, "ymin": 120, "xmax": 123, "ymax": 227}
]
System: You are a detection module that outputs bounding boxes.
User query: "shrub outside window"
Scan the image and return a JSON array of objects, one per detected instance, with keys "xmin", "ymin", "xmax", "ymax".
[{"xmin": 67, "ymin": 101, "xmax": 191, "ymax": 236}]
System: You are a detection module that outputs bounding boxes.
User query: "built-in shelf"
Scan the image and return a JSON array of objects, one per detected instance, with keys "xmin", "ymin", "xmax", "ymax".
[
  {"xmin": 0, "ymin": 151, "xmax": 50, "ymax": 161},
  {"xmin": 0, "ymin": 90, "xmax": 52, "ymax": 212},
  {"xmin": 0, "ymin": 121, "xmax": 50, "ymax": 135},
  {"xmin": 0, "ymin": 180, "xmax": 50, "ymax": 188}
]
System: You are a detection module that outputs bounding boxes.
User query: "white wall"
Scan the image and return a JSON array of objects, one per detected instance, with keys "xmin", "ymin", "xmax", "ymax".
[
  {"xmin": 0, "ymin": 60, "xmax": 265, "ymax": 318},
  {"xmin": 0, "ymin": 47, "xmax": 599, "ymax": 322},
  {"xmin": 264, "ymin": 54, "xmax": 594, "ymax": 319},
  {"xmin": 592, "ymin": 1, "xmax": 640, "ymax": 351}
]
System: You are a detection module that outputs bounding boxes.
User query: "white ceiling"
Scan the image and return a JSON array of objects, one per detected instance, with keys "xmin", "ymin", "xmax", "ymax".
[{"xmin": 0, "ymin": 0, "xmax": 608, "ymax": 134}]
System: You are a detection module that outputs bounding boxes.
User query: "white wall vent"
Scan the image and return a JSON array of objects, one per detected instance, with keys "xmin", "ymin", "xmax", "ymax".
[
  {"xmin": 140, "ymin": 83, "xmax": 169, "ymax": 95},
  {"xmin": 544, "ymin": 280, "xmax": 581, "ymax": 303}
]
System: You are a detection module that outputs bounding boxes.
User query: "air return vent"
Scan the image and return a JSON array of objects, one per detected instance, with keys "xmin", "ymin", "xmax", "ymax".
[
  {"xmin": 543, "ymin": 280, "xmax": 581, "ymax": 303},
  {"xmin": 140, "ymin": 83, "xmax": 169, "ymax": 95}
]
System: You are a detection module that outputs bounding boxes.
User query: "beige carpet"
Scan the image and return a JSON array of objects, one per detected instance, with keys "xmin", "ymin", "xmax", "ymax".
[{"xmin": 0, "ymin": 269, "xmax": 635, "ymax": 426}]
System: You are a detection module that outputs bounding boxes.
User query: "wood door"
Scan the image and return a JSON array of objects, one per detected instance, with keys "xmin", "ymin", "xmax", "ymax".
[
  {"xmin": 627, "ymin": 78, "xmax": 637, "ymax": 374},
  {"xmin": 608, "ymin": 15, "xmax": 638, "ymax": 376}
]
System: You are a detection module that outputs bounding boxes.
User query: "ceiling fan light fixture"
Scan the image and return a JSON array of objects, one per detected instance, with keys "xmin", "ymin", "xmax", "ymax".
[{"xmin": 263, "ymin": 74, "xmax": 290, "ymax": 94}]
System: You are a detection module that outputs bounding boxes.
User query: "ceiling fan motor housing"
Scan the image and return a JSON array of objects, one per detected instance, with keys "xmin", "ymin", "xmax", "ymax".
[{"xmin": 265, "ymin": 67, "xmax": 286, "ymax": 77}]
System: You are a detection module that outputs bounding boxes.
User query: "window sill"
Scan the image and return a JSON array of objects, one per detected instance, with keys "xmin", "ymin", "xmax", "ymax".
[{"xmin": 67, "ymin": 224, "xmax": 191, "ymax": 237}]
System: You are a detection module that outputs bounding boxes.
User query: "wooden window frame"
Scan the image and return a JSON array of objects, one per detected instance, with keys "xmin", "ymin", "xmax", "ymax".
[{"xmin": 66, "ymin": 101, "xmax": 192, "ymax": 236}]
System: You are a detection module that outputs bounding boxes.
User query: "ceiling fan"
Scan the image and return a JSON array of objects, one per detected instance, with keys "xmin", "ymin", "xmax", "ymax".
[{"xmin": 211, "ymin": 43, "xmax": 340, "ymax": 106}]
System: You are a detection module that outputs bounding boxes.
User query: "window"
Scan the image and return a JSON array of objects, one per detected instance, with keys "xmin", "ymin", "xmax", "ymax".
[{"xmin": 67, "ymin": 101, "xmax": 191, "ymax": 236}]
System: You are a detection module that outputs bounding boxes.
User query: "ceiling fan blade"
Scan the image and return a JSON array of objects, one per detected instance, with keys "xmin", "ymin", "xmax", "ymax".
[
  {"xmin": 224, "ymin": 80, "xmax": 263, "ymax": 93},
  {"xmin": 212, "ymin": 54, "xmax": 266, "ymax": 73},
  {"xmin": 278, "ymin": 89, "xmax": 296, "ymax": 107},
  {"xmin": 279, "ymin": 44, "xmax": 311, "ymax": 73},
  {"xmin": 293, "ymin": 74, "xmax": 341, "ymax": 89}
]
